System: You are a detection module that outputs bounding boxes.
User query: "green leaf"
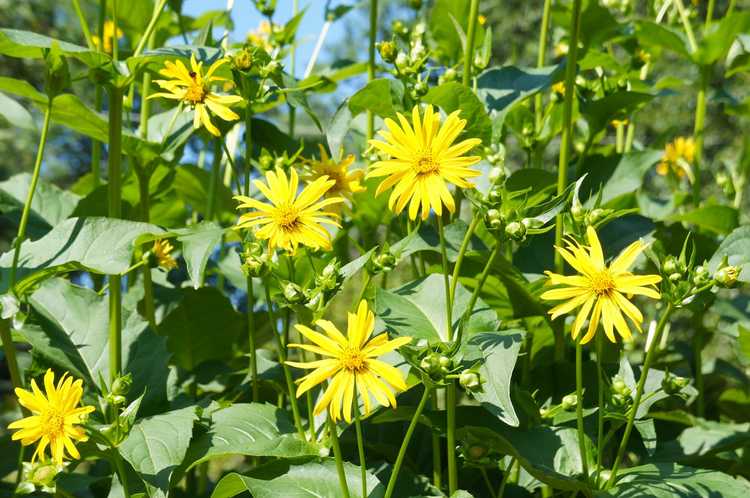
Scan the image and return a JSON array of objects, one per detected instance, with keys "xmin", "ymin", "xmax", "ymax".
[
  {"xmin": 185, "ymin": 403, "xmax": 318, "ymax": 468},
  {"xmin": 581, "ymin": 150, "xmax": 663, "ymax": 207},
  {"xmin": 708, "ymin": 225, "xmax": 750, "ymax": 283},
  {"xmin": 694, "ymin": 12, "xmax": 750, "ymax": 65},
  {"xmin": 159, "ymin": 287, "xmax": 242, "ymax": 371},
  {"xmin": 464, "ymin": 330, "xmax": 524, "ymax": 426},
  {"xmin": 597, "ymin": 463, "xmax": 750, "ymax": 497},
  {"xmin": 168, "ymin": 222, "xmax": 225, "ymax": 289},
  {"xmin": 390, "ymin": 219, "xmax": 487, "ymax": 262},
  {"xmin": 348, "ymin": 78, "xmax": 405, "ymax": 120},
  {"xmin": 375, "ymin": 274, "xmax": 499, "ymax": 343},
  {"xmin": 119, "ymin": 406, "xmax": 198, "ymax": 498},
  {"xmin": 173, "ymin": 165, "xmax": 235, "ymax": 220},
  {"xmin": 0, "ymin": 91, "xmax": 35, "ymax": 130},
  {"xmin": 0, "ymin": 29, "xmax": 110, "ymax": 68},
  {"xmin": 428, "ymin": 0, "xmax": 470, "ymax": 64},
  {"xmin": 0, "ymin": 217, "xmax": 162, "ymax": 295},
  {"xmin": 668, "ymin": 205, "xmax": 739, "ymax": 235},
  {"xmin": 423, "ymin": 82, "xmax": 492, "ymax": 144},
  {"xmin": 211, "ymin": 460, "xmax": 384, "ymax": 498},
  {"xmin": 634, "ymin": 21, "xmax": 690, "ymax": 59},
  {"xmin": 657, "ymin": 420, "xmax": 750, "ymax": 461},
  {"xmin": 0, "ymin": 172, "xmax": 80, "ymax": 238},
  {"xmin": 580, "ymin": 92, "xmax": 654, "ymax": 135}
]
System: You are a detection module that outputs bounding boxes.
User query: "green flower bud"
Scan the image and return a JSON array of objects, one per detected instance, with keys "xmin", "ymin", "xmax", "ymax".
[
  {"xmin": 487, "ymin": 186, "xmax": 503, "ymax": 206},
  {"xmin": 485, "ymin": 208, "xmax": 504, "ymax": 233},
  {"xmin": 662, "ymin": 256, "xmax": 684, "ymax": 276},
  {"xmin": 661, "ymin": 373, "xmax": 690, "ymax": 395},
  {"xmin": 378, "ymin": 41, "xmax": 397, "ymax": 63},
  {"xmin": 255, "ymin": 0, "xmax": 277, "ymax": 16},
  {"xmin": 110, "ymin": 373, "xmax": 132, "ymax": 397},
  {"xmin": 391, "ymin": 20, "xmax": 409, "ymax": 38},
  {"xmin": 459, "ymin": 370, "xmax": 481, "ymax": 391},
  {"xmin": 571, "ymin": 200, "xmax": 585, "ymax": 222},
  {"xmin": 282, "ymin": 281, "xmax": 305, "ymax": 304},
  {"xmin": 488, "ymin": 164, "xmax": 506, "ymax": 181},
  {"xmin": 260, "ymin": 60, "xmax": 281, "ymax": 78},
  {"xmin": 315, "ymin": 260, "xmax": 342, "ymax": 292},
  {"xmin": 692, "ymin": 265, "xmax": 711, "ymax": 287},
  {"xmin": 715, "ymin": 265, "xmax": 741, "ymax": 288},
  {"xmin": 585, "ymin": 208, "xmax": 610, "ymax": 226},
  {"xmin": 561, "ymin": 393, "xmax": 578, "ymax": 411},
  {"xmin": 413, "ymin": 79, "xmax": 428, "ymax": 97},
  {"xmin": 442, "ymin": 67, "xmax": 458, "ymax": 82},
  {"xmin": 505, "ymin": 220, "xmax": 527, "ymax": 241},
  {"xmin": 539, "ymin": 406, "xmax": 553, "ymax": 418},
  {"xmin": 611, "ymin": 377, "xmax": 629, "ymax": 396},
  {"xmin": 232, "ymin": 47, "xmax": 254, "ymax": 72}
]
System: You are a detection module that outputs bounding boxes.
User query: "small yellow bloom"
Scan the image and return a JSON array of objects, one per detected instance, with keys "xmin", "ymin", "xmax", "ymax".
[
  {"xmin": 150, "ymin": 54, "xmax": 243, "ymax": 136},
  {"xmin": 552, "ymin": 81, "xmax": 566, "ymax": 96},
  {"xmin": 478, "ymin": 14, "xmax": 487, "ymax": 26},
  {"xmin": 92, "ymin": 20, "xmax": 123, "ymax": 54},
  {"xmin": 9, "ymin": 370, "xmax": 95, "ymax": 465},
  {"xmin": 367, "ymin": 104, "xmax": 482, "ymax": 220},
  {"xmin": 554, "ymin": 41, "xmax": 569, "ymax": 58},
  {"xmin": 287, "ymin": 300, "xmax": 412, "ymax": 423},
  {"xmin": 610, "ymin": 118, "xmax": 629, "ymax": 128},
  {"xmin": 152, "ymin": 239, "xmax": 177, "ymax": 270},
  {"xmin": 656, "ymin": 136, "xmax": 695, "ymax": 182},
  {"xmin": 541, "ymin": 227, "xmax": 662, "ymax": 344},
  {"xmin": 305, "ymin": 144, "xmax": 364, "ymax": 201},
  {"xmin": 234, "ymin": 168, "xmax": 343, "ymax": 254},
  {"xmin": 247, "ymin": 20, "xmax": 274, "ymax": 52}
]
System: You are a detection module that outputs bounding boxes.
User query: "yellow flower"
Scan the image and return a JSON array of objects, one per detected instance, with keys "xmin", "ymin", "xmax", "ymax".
[
  {"xmin": 552, "ymin": 81, "xmax": 566, "ymax": 96},
  {"xmin": 247, "ymin": 20, "xmax": 274, "ymax": 52},
  {"xmin": 150, "ymin": 54, "xmax": 242, "ymax": 136},
  {"xmin": 554, "ymin": 41, "xmax": 569, "ymax": 58},
  {"xmin": 234, "ymin": 168, "xmax": 343, "ymax": 254},
  {"xmin": 367, "ymin": 104, "xmax": 482, "ymax": 220},
  {"xmin": 541, "ymin": 226, "xmax": 662, "ymax": 344},
  {"xmin": 610, "ymin": 118, "xmax": 629, "ymax": 128},
  {"xmin": 287, "ymin": 300, "xmax": 412, "ymax": 423},
  {"xmin": 656, "ymin": 136, "xmax": 695, "ymax": 182},
  {"xmin": 152, "ymin": 239, "xmax": 177, "ymax": 270},
  {"xmin": 478, "ymin": 14, "xmax": 487, "ymax": 26},
  {"xmin": 92, "ymin": 20, "xmax": 123, "ymax": 54},
  {"xmin": 305, "ymin": 144, "xmax": 364, "ymax": 200},
  {"xmin": 8, "ymin": 370, "xmax": 95, "ymax": 465}
]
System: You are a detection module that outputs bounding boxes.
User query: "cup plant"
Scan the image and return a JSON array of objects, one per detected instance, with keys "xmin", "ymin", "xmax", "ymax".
[{"xmin": 0, "ymin": 0, "xmax": 749, "ymax": 497}]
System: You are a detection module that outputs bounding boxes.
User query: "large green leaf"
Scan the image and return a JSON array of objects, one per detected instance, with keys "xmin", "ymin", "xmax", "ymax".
[
  {"xmin": 159, "ymin": 287, "xmax": 242, "ymax": 370},
  {"xmin": 348, "ymin": 78, "xmax": 405, "ymax": 120},
  {"xmin": 464, "ymin": 330, "xmax": 524, "ymax": 426},
  {"xmin": 634, "ymin": 21, "xmax": 690, "ymax": 59},
  {"xmin": 423, "ymin": 82, "xmax": 492, "ymax": 144},
  {"xmin": 0, "ymin": 173, "xmax": 80, "ymax": 238},
  {"xmin": 656, "ymin": 420, "xmax": 750, "ymax": 462},
  {"xmin": 390, "ymin": 219, "xmax": 487, "ymax": 263},
  {"xmin": 694, "ymin": 12, "xmax": 750, "ymax": 65},
  {"xmin": 668, "ymin": 205, "xmax": 739, "ymax": 235},
  {"xmin": 185, "ymin": 403, "xmax": 318, "ymax": 468},
  {"xmin": 597, "ymin": 463, "xmax": 750, "ymax": 497},
  {"xmin": 211, "ymin": 460, "xmax": 384, "ymax": 498},
  {"xmin": 167, "ymin": 222, "xmax": 226, "ymax": 289},
  {"xmin": 375, "ymin": 274, "xmax": 499, "ymax": 343},
  {"xmin": 0, "ymin": 29, "xmax": 110, "ymax": 67},
  {"xmin": 428, "ymin": 0, "xmax": 470, "ymax": 64},
  {"xmin": 581, "ymin": 150, "xmax": 663, "ymax": 207},
  {"xmin": 708, "ymin": 225, "xmax": 750, "ymax": 283},
  {"xmin": 0, "ymin": 91, "xmax": 35, "ymax": 130},
  {"xmin": 580, "ymin": 92, "xmax": 654, "ymax": 135},
  {"xmin": 0, "ymin": 217, "xmax": 162, "ymax": 295},
  {"xmin": 119, "ymin": 406, "xmax": 198, "ymax": 498}
]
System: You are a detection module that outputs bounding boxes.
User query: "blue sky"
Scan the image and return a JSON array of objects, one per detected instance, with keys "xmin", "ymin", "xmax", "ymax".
[{"xmin": 183, "ymin": 0, "xmax": 349, "ymax": 79}]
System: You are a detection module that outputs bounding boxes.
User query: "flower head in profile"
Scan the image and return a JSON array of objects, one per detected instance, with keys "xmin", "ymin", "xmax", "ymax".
[
  {"xmin": 247, "ymin": 20, "xmax": 274, "ymax": 52},
  {"xmin": 234, "ymin": 168, "xmax": 343, "ymax": 254},
  {"xmin": 92, "ymin": 20, "xmax": 123, "ymax": 54},
  {"xmin": 305, "ymin": 144, "xmax": 364, "ymax": 201},
  {"xmin": 287, "ymin": 300, "xmax": 412, "ymax": 423},
  {"xmin": 150, "ymin": 54, "xmax": 242, "ymax": 136},
  {"xmin": 367, "ymin": 104, "xmax": 481, "ymax": 220},
  {"xmin": 9, "ymin": 369, "xmax": 95, "ymax": 465},
  {"xmin": 541, "ymin": 227, "xmax": 662, "ymax": 344},
  {"xmin": 656, "ymin": 136, "xmax": 695, "ymax": 183},
  {"xmin": 152, "ymin": 239, "xmax": 177, "ymax": 270}
]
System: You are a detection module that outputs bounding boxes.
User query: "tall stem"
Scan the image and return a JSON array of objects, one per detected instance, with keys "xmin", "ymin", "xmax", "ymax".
[
  {"xmin": 594, "ymin": 333, "xmax": 605, "ymax": 486},
  {"xmin": 436, "ymin": 215, "xmax": 453, "ymax": 341},
  {"xmin": 606, "ymin": 303, "xmax": 674, "ymax": 489},
  {"xmin": 456, "ymin": 243, "xmax": 500, "ymax": 346},
  {"xmin": 431, "ymin": 395, "xmax": 442, "ymax": 489},
  {"xmin": 328, "ymin": 415, "xmax": 352, "ymax": 498},
  {"xmin": 367, "ymin": 0, "xmax": 378, "ymax": 139},
  {"xmin": 462, "ymin": 0, "xmax": 480, "ymax": 87},
  {"xmin": 535, "ymin": 0, "xmax": 553, "ymax": 132},
  {"xmin": 446, "ymin": 381, "xmax": 458, "ymax": 494},
  {"xmin": 245, "ymin": 277, "xmax": 258, "ymax": 400},
  {"xmin": 354, "ymin": 403, "xmax": 367, "ymax": 498},
  {"xmin": 449, "ymin": 216, "xmax": 480, "ymax": 318},
  {"xmin": 0, "ymin": 320, "xmax": 22, "ymax": 391},
  {"xmin": 108, "ymin": 86, "xmax": 124, "ymax": 381},
  {"xmin": 692, "ymin": 67, "xmax": 708, "ymax": 204},
  {"xmin": 264, "ymin": 282, "xmax": 305, "ymax": 438},
  {"xmin": 384, "ymin": 387, "xmax": 432, "ymax": 498},
  {"xmin": 113, "ymin": 450, "xmax": 131, "ymax": 498},
  {"xmin": 206, "ymin": 140, "xmax": 223, "ymax": 220},
  {"xmin": 131, "ymin": 0, "xmax": 168, "ymax": 58},
  {"xmin": 71, "ymin": 0, "xmax": 95, "ymax": 49},
  {"xmin": 10, "ymin": 101, "xmax": 53, "ymax": 286},
  {"xmin": 574, "ymin": 340, "xmax": 590, "ymax": 482},
  {"xmin": 288, "ymin": 0, "xmax": 298, "ymax": 137}
]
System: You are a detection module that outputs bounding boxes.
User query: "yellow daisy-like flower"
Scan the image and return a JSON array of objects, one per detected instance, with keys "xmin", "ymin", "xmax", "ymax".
[
  {"xmin": 305, "ymin": 144, "xmax": 364, "ymax": 200},
  {"xmin": 541, "ymin": 226, "xmax": 662, "ymax": 344},
  {"xmin": 234, "ymin": 168, "xmax": 343, "ymax": 254},
  {"xmin": 552, "ymin": 81, "xmax": 566, "ymax": 96},
  {"xmin": 8, "ymin": 369, "xmax": 95, "ymax": 465},
  {"xmin": 287, "ymin": 300, "xmax": 412, "ymax": 423},
  {"xmin": 610, "ymin": 118, "xmax": 629, "ymax": 128},
  {"xmin": 367, "ymin": 104, "xmax": 482, "ymax": 220},
  {"xmin": 152, "ymin": 239, "xmax": 177, "ymax": 270},
  {"xmin": 150, "ymin": 54, "xmax": 242, "ymax": 136},
  {"xmin": 92, "ymin": 20, "xmax": 123, "ymax": 54},
  {"xmin": 656, "ymin": 136, "xmax": 695, "ymax": 182},
  {"xmin": 247, "ymin": 20, "xmax": 274, "ymax": 52}
]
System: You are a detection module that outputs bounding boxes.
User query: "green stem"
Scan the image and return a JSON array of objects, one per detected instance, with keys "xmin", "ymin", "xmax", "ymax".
[
  {"xmin": 575, "ymin": 340, "xmax": 590, "ymax": 482},
  {"xmin": 431, "ymin": 395, "xmax": 442, "ymax": 489},
  {"xmin": 554, "ymin": 0, "xmax": 582, "ymax": 274},
  {"xmin": 0, "ymin": 320, "xmax": 22, "ymax": 390},
  {"xmin": 206, "ymin": 140, "xmax": 223, "ymax": 220},
  {"xmin": 448, "ymin": 216, "xmax": 480, "ymax": 318},
  {"xmin": 535, "ymin": 0, "xmax": 553, "ymax": 133},
  {"xmin": 481, "ymin": 467, "xmax": 498, "ymax": 498},
  {"xmin": 367, "ymin": 0, "xmax": 378, "ymax": 139},
  {"xmin": 705, "ymin": 0, "xmax": 716, "ymax": 29},
  {"xmin": 10, "ymin": 100, "xmax": 53, "ymax": 287},
  {"xmin": 615, "ymin": 122, "xmax": 625, "ymax": 153},
  {"xmin": 594, "ymin": 333, "xmax": 605, "ymax": 486},
  {"xmin": 108, "ymin": 86, "xmax": 123, "ymax": 381},
  {"xmin": 288, "ymin": 0, "xmax": 298, "ymax": 137},
  {"xmin": 624, "ymin": 121, "xmax": 636, "ymax": 153},
  {"xmin": 436, "ymin": 215, "xmax": 453, "ymax": 341},
  {"xmin": 111, "ymin": 0, "xmax": 118, "ymax": 62},
  {"xmin": 497, "ymin": 458, "xmax": 515, "ymax": 498},
  {"xmin": 113, "ymin": 450, "xmax": 131, "ymax": 498},
  {"xmin": 264, "ymin": 282, "xmax": 305, "ymax": 438},
  {"xmin": 606, "ymin": 303, "xmax": 674, "ymax": 489},
  {"xmin": 458, "ymin": 243, "xmax": 500, "ymax": 345},
  {"xmin": 137, "ymin": 172, "xmax": 156, "ymax": 328},
  {"xmin": 247, "ymin": 276, "xmax": 259, "ymax": 401},
  {"xmin": 244, "ymin": 108, "xmax": 253, "ymax": 196},
  {"xmin": 384, "ymin": 387, "xmax": 432, "ymax": 498},
  {"xmin": 674, "ymin": 0, "xmax": 699, "ymax": 52},
  {"xmin": 71, "ymin": 0, "xmax": 95, "ymax": 49},
  {"xmin": 692, "ymin": 66, "xmax": 708, "ymax": 204},
  {"xmin": 694, "ymin": 329, "xmax": 705, "ymax": 417},
  {"xmin": 446, "ymin": 382, "xmax": 458, "ymax": 494},
  {"xmin": 93, "ymin": 86, "xmax": 103, "ymax": 188},
  {"xmin": 131, "ymin": 0, "xmax": 168, "ymax": 58},
  {"xmin": 354, "ymin": 403, "xmax": 368, "ymax": 498},
  {"xmin": 328, "ymin": 415, "xmax": 352, "ymax": 498},
  {"xmin": 462, "ymin": 0, "xmax": 480, "ymax": 87}
]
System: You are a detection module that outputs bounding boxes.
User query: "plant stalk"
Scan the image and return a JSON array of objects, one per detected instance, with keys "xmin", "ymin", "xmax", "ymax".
[
  {"xmin": 328, "ymin": 415, "xmax": 352, "ymax": 498},
  {"xmin": 71, "ymin": 0, "xmax": 95, "ymax": 49},
  {"xmin": 206, "ymin": 140, "xmax": 223, "ymax": 220},
  {"xmin": 575, "ymin": 340, "xmax": 589, "ymax": 482},
  {"xmin": 594, "ymin": 333, "xmax": 605, "ymax": 486},
  {"xmin": 354, "ymin": 403, "xmax": 368, "ymax": 498},
  {"xmin": 535, "ymin": 0, "xmax": 553, "ymax": 132},
  {"xmin": 132, "ymin": 0, "xmax": 169, "ymax": 58},
  {"xmin": 108, "ymin": 86, "xmax": 124, "ymax": 381},
  {"xmin": 367, "ymin": 0, "xmax": 378, "ymax": 139},
  {"xmin": 462, "ymin": 0, "xmax": 481, "ymax": 87}
]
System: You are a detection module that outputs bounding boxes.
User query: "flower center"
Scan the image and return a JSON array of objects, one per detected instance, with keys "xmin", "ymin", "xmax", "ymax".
[
  {"xmin": 275, "ymin": 205, "xmax": 301, "ymax": 232},
  {"xmin": 341, "ymin": 347, "xmax": 366, "ymax": 372},
  {"xmin": 185, "ymin": 72, "xmax": 207, "ymax": 104},
  {"xmin": 414, "ymin": 152, "xmax": 439, "ymax": 175},
  {"xmin": 590, "ymin": 270, "xmax": 615, "ymax": 297},
  {"xmin": 41, "ymin": 408, "xmax": 65, "ymax": 436}
]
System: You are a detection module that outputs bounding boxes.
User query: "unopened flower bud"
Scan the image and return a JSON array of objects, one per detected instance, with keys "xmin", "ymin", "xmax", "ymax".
[
  {"xmin": 485, "ymin": 208, "xmax": 504, "ymax": 233},
  {"xmin": 260, "ymin": 60, "xmax": 280, "ymax": 78},
  {"xmin": 571, "ymin": 201, "xmax": 585, "ymax": 222},
  {"xmin": 413, "ymin": 79, "xmax": 428, "ymax": 96},
  {"xmin": 459, "ymin": 370, "xmax": 481, "ymax": 391},
  {"xmin": 585, "ymin": 208, "xmax": 609, "ymax": 226},
  {"xmin": 110, "ymin": 374, "xmax": 132, "ymax": 397},
  {"xmin": 392, "ymin": 20, "xmax": 409, "ymax": 38},
  {"xmin": 715, "ymin": 265, "xmax": 740, "ymax": 288},
  {"xmin": 561, "ymin": 393, "xmax": 578, "ymax": 410},
  {"xmin": 692, "ymin": 265, "xmax": 711, "ymax": 287},
  {"xmin": 662, "ymin": 256, "xmax": 684, "ymax": 276},
  {"xmin": 395, "ymin": 52, "xmax": 410, "ymax": 72},
  {"xmin": 315, "ymin": 260, "xmax": 342, "ymax": 291},
  {"xmin": 505, "ymin": 220, "xmax": 526, "ymax": 241},
  {"xmin": 282, "ymin": 282, "xmax": 305, "ymax": 304},
  {"xmin": 611, "ymin": 376, "xmax": 630, "ymax": 397},
  {"xmin": 232, "ymin": 48, "xmax": 254, "ymax": 71},
  {"xmin": 662, "ymin": 373, "xmax": 689, "ymax": 395},
  {"xmin": 378, "ymin": 41, "xmax": 397, "ymax": 63},
  {"xmin": 487, "ymin": 186, "xmax": 503, "ymax": 206},
  {"xmin": 441, "ymin": 67, "xmax": 457, "ymax": 83}
]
